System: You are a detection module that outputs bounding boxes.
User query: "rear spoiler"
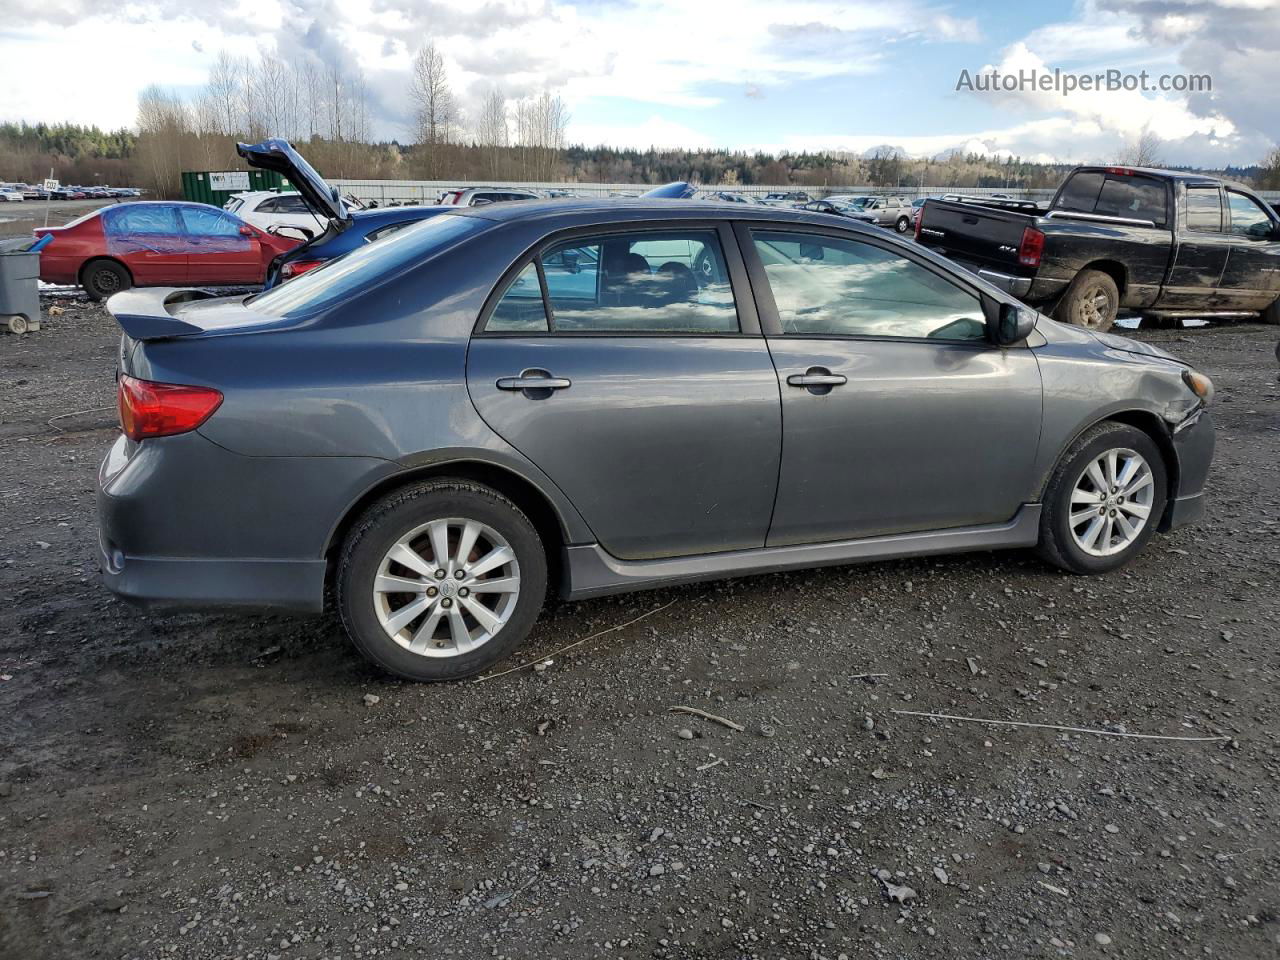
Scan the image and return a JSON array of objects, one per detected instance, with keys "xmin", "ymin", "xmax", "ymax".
[{"xmin": 106, "ymin": 288, "xmax": 219, "ymax": 341}]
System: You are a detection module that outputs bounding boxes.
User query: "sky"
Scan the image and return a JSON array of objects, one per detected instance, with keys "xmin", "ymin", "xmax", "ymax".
[{"xmin": 0, "ymin": 0, "xmax": 1276, "ymax": 166}]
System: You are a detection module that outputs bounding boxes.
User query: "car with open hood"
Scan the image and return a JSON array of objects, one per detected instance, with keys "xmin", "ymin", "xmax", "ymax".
[{"xmin": 236, "ymin": 138, "xmax": 462, "ymax": 286}]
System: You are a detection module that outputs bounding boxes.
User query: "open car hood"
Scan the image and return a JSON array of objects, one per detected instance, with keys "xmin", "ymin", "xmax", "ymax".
[{"xmin": 236, "ymin": 138, "xmax": 347, "ymax": 222}]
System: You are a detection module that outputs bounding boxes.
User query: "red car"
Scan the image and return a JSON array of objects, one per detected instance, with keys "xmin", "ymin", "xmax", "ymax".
[{"xmin": 35, "ymin": 201, "xmax": 301, "ymax": 300}]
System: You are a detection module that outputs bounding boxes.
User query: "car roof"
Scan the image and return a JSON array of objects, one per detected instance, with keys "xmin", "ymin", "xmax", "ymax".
[
  {"xmin": 349, "ymin": 206, "xmax": 452, "ymax": 226},
  {"xmin": 446, "ymin": 197, "xmax": 885, "ymax": 231}
]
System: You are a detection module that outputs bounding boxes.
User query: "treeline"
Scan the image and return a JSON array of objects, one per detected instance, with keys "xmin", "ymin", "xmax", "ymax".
[{"xmin": 0, "ymin": 121, "xmax": 137, "ymax": 185}]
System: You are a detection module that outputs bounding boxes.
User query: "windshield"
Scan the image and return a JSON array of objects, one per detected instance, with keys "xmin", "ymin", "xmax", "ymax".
[{"xmin": 249, "ymin": 214, "xmax": 486, "ymax": 318}]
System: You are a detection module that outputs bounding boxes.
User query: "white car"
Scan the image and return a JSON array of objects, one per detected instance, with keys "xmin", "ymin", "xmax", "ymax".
[
  {"xmin": 437, "ymin": 187, "xmax": 540, "ymax": 206},
  {"xmin": 0, "ymin": 188, "xmax": 25, "ymax": 202},
  {"xmin": 224, "ymin": 191, "xmax": 328, "ymax": 239}
]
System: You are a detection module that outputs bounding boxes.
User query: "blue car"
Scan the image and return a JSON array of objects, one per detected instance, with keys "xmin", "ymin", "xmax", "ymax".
[{"xmin": 237, "ymin": 139, "xmax": 456, "ymax": 288}]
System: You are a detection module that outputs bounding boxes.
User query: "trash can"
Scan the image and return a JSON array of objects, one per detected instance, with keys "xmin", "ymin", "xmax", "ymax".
[{"xmin": 0, "ymin": 240, "xmax": 43, "ymax": 335}]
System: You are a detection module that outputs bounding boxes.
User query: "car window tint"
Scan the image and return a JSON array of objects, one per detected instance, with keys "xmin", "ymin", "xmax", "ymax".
[
  {"xmin": 1186, "ymin": 187, "xmax": 1223, "ymax": 232},
  {"xmin": 250, "ymin": 214, "xmax": 486, "ymax": 319},
  {"xmin": 256, "ymin": 198, "xmax": 279, "ymax": 212},
  {"xmin": 180, "ymin": 206, "xmax": 244, "ymax": 237},
  {"xmin": 1095, "ymin": 175, "xmax": 1167, "ymax": 225},
  {"xmin": 1227, "ymin": 191, "xmax": 1274, "ymax": 239},
  {"xmin": 487, "ymin": 263, "xmax": 549, "ymax": 332},
  {"xmin": 1054, "ymin": 172, "xmax": 1105, "ymax": 214},
  {"xmin": 753, "ymin": 231, "xmax": 986, "ymax": 341},
  {"xmin": 281, "ymin": 195, "xmax": 310, "ymax": 213},
  {"xmin": 539, "ymin": 230, "xmax": 739, "ymax": 334}
]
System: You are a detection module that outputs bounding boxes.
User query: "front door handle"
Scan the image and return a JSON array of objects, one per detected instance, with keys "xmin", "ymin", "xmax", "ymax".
[
  {"xmin": 496, "ymin": 369, "xmax": 571, "ymax": 397},
  {"xmin": 787, "ymin": 370, "xmax": 847, "ymax": 388}
]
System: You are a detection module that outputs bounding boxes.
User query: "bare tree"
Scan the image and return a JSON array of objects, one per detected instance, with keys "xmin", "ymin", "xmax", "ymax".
[
  {"xmin": 206, "ymin": 51, "xmax": 243, "ymax": 137},
  {"xmin": 1119, "ymin": 127, "xmax": 1163, "ymax": 167},
  {"xmin": 1260, "ymin": 146, "xmax": 1280, "ymax": 191},
  {"xmin": 410, "ymin": 42, "xmax": 455, "ymax": 176},
  {"xmin": 477, "ymin": 87, "xmax": 508, "ymax": 178},
  {"xmin": 135, "ymin": 85, "xmax": 191, "ymax": 198}
]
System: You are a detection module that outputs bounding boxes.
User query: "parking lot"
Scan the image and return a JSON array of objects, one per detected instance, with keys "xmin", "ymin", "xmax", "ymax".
[
  {"xmin": 0, "ymin": 296, "xmax": 1276, "ymax": 959},
  {"xmin": 0, "ymin": 199, "xmax": 121, "ymax": 239}
]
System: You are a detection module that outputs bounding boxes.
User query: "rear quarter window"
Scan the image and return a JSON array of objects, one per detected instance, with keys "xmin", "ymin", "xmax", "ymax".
[
  {"xmin": 1094, "ymin": 176, "xmax": 1167, "ymax": 225},
  {"xmin": 1054, "ymin": 172, "xmax": 1105, "ymax": 214}
]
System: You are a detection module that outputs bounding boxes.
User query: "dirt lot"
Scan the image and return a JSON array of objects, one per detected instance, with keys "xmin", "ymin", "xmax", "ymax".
[{"xmin": 1, "ymin": 298, "xmax": 1278, "ymax": 960}]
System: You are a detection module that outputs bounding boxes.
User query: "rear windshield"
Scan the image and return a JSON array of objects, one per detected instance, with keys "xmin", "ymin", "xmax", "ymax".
[
  {"xmin": 1054, "ymin": 171, "xmax": 1168, "ymax": 226},
  {"xmin": 249, "ymin": 214, "xmax": 487, "ymax": 318}
]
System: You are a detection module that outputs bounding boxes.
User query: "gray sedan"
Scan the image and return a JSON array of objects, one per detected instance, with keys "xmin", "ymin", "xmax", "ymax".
[{"xmin": 98, "ymin": 199, "xmax": 1215, "ymax": 681}]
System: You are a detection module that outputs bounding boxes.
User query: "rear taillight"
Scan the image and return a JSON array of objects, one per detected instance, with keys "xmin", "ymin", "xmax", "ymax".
[
  {"xmin": 280, "ymin": 259, "xmax": 325, "ymax": 279},
  {"xmin": 913, "ymin": 208, "xmax": 923, "ymax": 241},
  {"xmin": 1018, "ymin": 227, "xmax": 1045, "ymax": 267},
  {"xmin": 117, "ymin": 374, "xmax": 222, "ymax": 442}
]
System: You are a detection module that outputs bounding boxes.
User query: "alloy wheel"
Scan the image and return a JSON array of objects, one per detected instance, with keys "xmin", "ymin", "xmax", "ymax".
[
  {"xmin": 372, "ymin": 517, "xmax": 521, "ymax": 657},
  {"xmin": 1068, "ymin": 448, "xmax": 1155, "ymax": 557}
]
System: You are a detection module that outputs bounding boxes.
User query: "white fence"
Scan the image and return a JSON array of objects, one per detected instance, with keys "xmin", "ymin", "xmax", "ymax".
[{"xmin": 331, "ymin": 178, "xmax": 1280, "ymax": 206}]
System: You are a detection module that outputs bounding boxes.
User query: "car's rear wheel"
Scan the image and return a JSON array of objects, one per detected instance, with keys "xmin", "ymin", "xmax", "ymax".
[
  {"xmin": 337, "ymin": 480, "xmax": 547, "ymax": 681},
  {"xmin": 1037, "ymin": 422, "xmax": 1167, "ymax": 574},
  {"xmin": 1261, "ymin": 298, "xmax": 1280, "ymax": 325},
  {"xmin": 894, "ymin": 215, "xmax": 910, "ymax": 233},
  {"xmin": 1056, "ymin": 268, "xmax": 1118, "ymax": 332},
  {"xmin": 81, "ymin": 260, "xmax": 131, "ymax": 301}
]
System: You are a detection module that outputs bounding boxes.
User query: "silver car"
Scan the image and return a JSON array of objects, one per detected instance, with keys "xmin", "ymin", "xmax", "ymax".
[
  {"xmin": 826, "ymin": 195, "xmax": 915, "ymax": 233},
  {"xmin": 97, "ymin": 189, "xmax": 1215, "ymax": 682}
]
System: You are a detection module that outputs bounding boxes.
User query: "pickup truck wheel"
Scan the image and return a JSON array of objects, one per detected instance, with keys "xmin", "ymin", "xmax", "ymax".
[
  {"xmin": 1056, "ymin": 269, "xmax": 1118, "ymax": 332},
  {"xmin": 1261, "ymin": 299, "xmax": 1280, "ymax": 325},
  {"xmin": 894, "ymin": 215, "xmax": 910, "ymax": 233}
]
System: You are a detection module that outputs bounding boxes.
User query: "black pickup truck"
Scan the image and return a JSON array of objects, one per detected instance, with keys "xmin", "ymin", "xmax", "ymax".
[{"xmin": 915, "ymin": 166, "xmax": 1280, "ymax": 331}]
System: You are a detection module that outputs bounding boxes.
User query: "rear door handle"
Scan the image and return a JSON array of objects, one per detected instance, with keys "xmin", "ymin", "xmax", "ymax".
[
  {"xmin": 496, "ymin": 369, "xmax": 572, "ymax": 392},
  {"xmin": 787, "ymin": 372, "xmax": 847, "ymax": 387}
]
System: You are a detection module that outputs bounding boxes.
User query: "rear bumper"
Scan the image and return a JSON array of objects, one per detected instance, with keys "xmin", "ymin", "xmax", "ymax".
[
  {"xmin": 96, "ymin": 432, "xmax": 397, "ymax": 613},
  {"xmin": 974, "ymin": 267, "xmax": 1033, "ymax": 298}
]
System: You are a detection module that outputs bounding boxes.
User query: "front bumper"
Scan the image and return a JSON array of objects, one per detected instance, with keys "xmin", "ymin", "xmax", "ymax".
[
  {"xmin": 97, "ymin": 431, "xmax": 397, "ymax": 613},
  {"xmin": 1161, "ymin": 409, "xmax": 1215, "ymax": 532}
]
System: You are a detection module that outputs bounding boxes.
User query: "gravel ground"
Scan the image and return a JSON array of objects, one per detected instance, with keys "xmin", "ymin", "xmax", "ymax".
[{"xmin": 1, "ymin": 298, "xmax": 1279, "ymax": 960}]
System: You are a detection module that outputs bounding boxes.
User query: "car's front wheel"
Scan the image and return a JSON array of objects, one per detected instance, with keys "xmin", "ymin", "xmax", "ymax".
[
  {"xmin": 337, "ymin": 480, "xmax": 547, "ymax": 681},
  {"xmin": 1037, "ymin": 422, "xmax": 1167, "ymax": 574}
]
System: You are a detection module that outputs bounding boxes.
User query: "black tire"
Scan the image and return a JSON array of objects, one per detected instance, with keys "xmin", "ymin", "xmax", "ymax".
[
  {"xmin": 1055, "ymin": 268, "xmax": 1119, "ymax": 332},
  {"xmin": 1261, "ymin": 299, "xmax": 1280, "ymax": 325},
  {"xmin": 337, "ymin": 479, "xmax": 547, "ymax": 681},
  {"xmin": 894, "ymin": 215, "xmax": 910, "ymax": 233},
  {"xmin": 81, "ymin": 260, "xmax": 131, "ymax": 301},
  {"xmin": 1037, "ymin": 422, "xmax": 1168, "ymax": 575}
]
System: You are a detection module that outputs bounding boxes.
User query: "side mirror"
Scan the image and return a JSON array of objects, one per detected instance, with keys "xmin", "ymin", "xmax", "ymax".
[
  {"xmin": 238, "ymin": 225, "xmax": 253, "ymax": 237},
  {"xmin": 992, "ymin": 302, "xmax": 1036, "ymax": 345}
]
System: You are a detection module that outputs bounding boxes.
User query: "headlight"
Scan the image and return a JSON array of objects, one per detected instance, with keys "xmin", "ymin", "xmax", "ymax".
[{"xmin": 1182, "ymin": 368, "xmax": 1214, "ymax": 404}]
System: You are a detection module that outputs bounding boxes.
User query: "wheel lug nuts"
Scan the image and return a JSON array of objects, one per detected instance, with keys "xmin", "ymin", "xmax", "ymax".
[
  {"xmin": 442, "ymin": 598, "xmax": 452, "ymax": 608},
  {"xmin": 454, "ymin": 570, "xmax": 465, "ymax": 579},
  {"xmin": 459, "ymin": 588, "xmax": 469, "ymax": 597},
  {"xmin": 427, "ymin": 586, "xmax": 438, "ymax": 597},
  {"xmin": 434, "ymin": 570, "xmax": 446, "ymax": 579}
]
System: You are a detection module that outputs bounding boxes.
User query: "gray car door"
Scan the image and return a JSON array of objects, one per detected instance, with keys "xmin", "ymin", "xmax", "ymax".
[
  {"xmin": 466, "ymin": 224, "xmax": 782, "ymax": 561},
  {"xmin": 739, "ymin": 225, "xmax": 1043, "ymax": 547}
]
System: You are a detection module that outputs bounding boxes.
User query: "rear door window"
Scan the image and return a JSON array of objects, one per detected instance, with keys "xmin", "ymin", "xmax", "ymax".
[
  {"xmin": 1186, "ymin": 187, "xmax": 1224, "ymax": 233},
  {"xmin": 483, "ymin": 229, "xmax": 740, "ymax": 334}
]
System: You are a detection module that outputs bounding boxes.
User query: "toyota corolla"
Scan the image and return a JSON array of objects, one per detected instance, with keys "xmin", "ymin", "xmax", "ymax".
[{"xmin": 97, "ymin": 199, "xmax": 1215, "ymax": 680}]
